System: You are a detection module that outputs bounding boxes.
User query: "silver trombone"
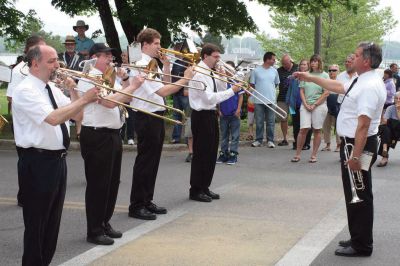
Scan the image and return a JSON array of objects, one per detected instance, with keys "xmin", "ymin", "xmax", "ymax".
[{"xmin": 343, "ymin": 138, "xmax": 364, "ymax": 204}]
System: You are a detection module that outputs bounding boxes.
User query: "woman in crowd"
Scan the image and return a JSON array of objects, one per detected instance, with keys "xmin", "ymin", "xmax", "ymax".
[{"xmin": 291, "ymin": 54, "xmax": 329, "ymax": 163}]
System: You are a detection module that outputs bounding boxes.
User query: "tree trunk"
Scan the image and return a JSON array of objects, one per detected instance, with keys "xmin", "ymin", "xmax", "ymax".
[
  {"xmin": 114, "ymin": 0, "xmax": 142, "ymax": 44},
  {"xmin": 93, "ymin": 0, "xmax": 122, "ymax": 62},
  {"xmin": 314, "ymin": 14, "xmax": 322, "ymax": 55}
]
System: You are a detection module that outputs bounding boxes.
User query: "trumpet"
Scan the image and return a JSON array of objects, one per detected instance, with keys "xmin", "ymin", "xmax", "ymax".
[
  {"xmin": 55, "ymin": 67, "xmax": 185, "ymax": 125},
  {"xmin": 163, "ymin": 50, "xmax": 287, "ymax": 119},
  {"xmin": 0, "ymin": 115, "xmax": 8, "ymax": 132},
  {"xmin": 343, "ymin": 139, "xmax": 364, "ymax": 204},
  {"xmin": 120, "ymin": 59, "xmax": 207, "ymax": 91}
]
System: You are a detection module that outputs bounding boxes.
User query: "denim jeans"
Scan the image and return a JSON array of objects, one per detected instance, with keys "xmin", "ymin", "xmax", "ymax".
[
  {"xmin": 255, "ymin": 103, "xmax": 275, "ymax": 142},
  {"xmin": 219, "ymin": 115, "xmax": 240, "ymax": 153},
  {"xmin": 171, "ymin": 94, "xmax": 189, "ymax": 141}
]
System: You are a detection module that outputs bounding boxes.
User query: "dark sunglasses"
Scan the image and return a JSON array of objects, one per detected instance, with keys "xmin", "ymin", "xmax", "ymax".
[{"xmin": 328, "ymin": 69, "xmax": 338, "ymax": 72}]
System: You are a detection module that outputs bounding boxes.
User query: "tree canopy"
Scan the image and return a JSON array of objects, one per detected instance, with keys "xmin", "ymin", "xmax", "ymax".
[{"xmin": 257, "ymin": 0, "xmax": 397, "ymax": 69}]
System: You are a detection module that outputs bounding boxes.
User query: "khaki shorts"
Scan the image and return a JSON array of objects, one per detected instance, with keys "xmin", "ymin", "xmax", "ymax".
[
  {"xmin": 300, "ymin": 103, "xmax": 328, "ymax": 129},
  {"xmin": 184, "ymin": 117, "xmax": 192, "ymax": 138},
  {"xmin": 276, "ymin": 101, "xmax": 289, "ymax": 122}
]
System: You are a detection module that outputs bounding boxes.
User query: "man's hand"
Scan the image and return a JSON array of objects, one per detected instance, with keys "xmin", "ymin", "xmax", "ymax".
[
  {"xmin": 347, "ymin": 158, "xmax": 362, "ymax": 172},
  {"xmin": 293, "ymin": 71, "xmax": 312, "ymax": 82},
  {"xmin": 232, "ymin": 84, "xmax": 242, "ymax": 93},
  {"xmin": 159, "ymin": 53, "xmax": 171, "ymax": 68},
  {"xmin": 183, "ymin": 66, "xmax": 195, "ymax": 79},
  {"xmin": 235, "ymin": 109, "xmax": 241, "ymax": 118},
  {"xmin": 130, "ymin": 75, "xmax": 145, "ymax": 89},
  {"xmin": 116, "ymin": 67, "xmax": 128, "ymax": 79},
  {"xmin": 82, "ymin": 87, "xmax": 100, "ymax": 103},
  {"xmin": 63, "ymin": 77, "xmax": 77, "ymax": 91}
]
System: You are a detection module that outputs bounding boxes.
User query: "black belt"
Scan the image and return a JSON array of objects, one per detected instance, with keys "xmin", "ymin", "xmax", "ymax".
[
  {"xmin": 19, "ymin": 147, "xmax": 67, "ymax": 158},
  {"xmin": 82, "ymin": 126, "xmax": 120, "ymax": 134},
  {"xmin": 340, "ymin": 134, "xmax": 377, "ymax": 142}
]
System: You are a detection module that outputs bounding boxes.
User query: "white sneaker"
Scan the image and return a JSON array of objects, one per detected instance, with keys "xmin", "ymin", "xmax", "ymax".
[
  {"xmin": 128, "ymin": 139, "xmax": 134, "ymax": 145},
  {"xmin": 267, "ymin": 141, "xmax": 275, "ymax": 148},
  {"xmin": 251, "ymin": 140, "xmax": 261, "ymax": 147}
]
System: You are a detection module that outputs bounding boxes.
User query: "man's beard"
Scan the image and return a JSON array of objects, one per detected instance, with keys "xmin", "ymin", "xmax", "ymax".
[{"xmin": 49, "ymin": 70, "xmax": 57, "ymax": 81}]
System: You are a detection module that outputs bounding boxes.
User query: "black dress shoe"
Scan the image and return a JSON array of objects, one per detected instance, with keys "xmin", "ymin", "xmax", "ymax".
[
  {"xmin": 205, "ymin": 190, "xmax": 220, "ymax": 200},
  {"xmin": 338, "ymin": 239, "xmax": 351, "ymax": 247},
  {"xmin": 335, "ymin": 246, "xmax": 371, "ymax": 257},
  {"xmin": 87, "ymin": 235, "xmax": 114, "ymax": 245},
  {"xmin": 104, "ymin": 226, "xmax": 122, "ymax": 238},
  {"xmin": 129, "ymin": 207, "xmax": 157, "ymax": 220},
  {"xmin": 189, "ymin": 192, "xmax": 212, "ymax": 202},
  {"xmin": 146, "ymin": 202, "xmax": 167, "ymax": 214}
]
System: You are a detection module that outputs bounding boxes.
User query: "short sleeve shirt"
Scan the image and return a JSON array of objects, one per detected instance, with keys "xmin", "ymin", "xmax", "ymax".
[
  {"xmin": 383, "ymin": 105, "xmax": 399, "ymax": 120},
  {"xmin": 300, "ymin": 71, "xmax": 329, "ymax": 105},
  {"xmin": 75, "ymin": 36, "xmax": 95, "ymax": 53},
  {"xmin": 249, "ymin": 66, "xmax": 280, "ymax": 104}
]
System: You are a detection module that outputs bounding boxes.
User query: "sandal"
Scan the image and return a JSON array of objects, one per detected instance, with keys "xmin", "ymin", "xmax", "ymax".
[
  {"xmin": 309, "ymin": 156, "xmax": 318, "ymax": 163},
  {"xmin": 334, "ymin": 147, "xmax": 340, "ymax": 152},
  {"xmin": 291, "ymin": 156, "xmax": 301, "ymax": 162},
  {"xmin": 321, "ymin": 146, "xmax": 331, "ymax": 151},
  {"xmin": 246, "ymin": 135, "xmax": 254, "ymax": 141}
]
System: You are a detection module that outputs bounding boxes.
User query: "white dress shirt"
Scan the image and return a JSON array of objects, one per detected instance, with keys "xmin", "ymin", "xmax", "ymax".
[
  {"xmin": 336, "ymin": 71, "xmax": 358, "ymax": 103},
  {"xmin": 7, "ymin": 61, "xmax": 27, "ymax": 98},
  {"xmin": 12, "ymin": 73, "xmax": 71, "ymax": 150},
  {"xmin": 188, "ymin": 61, "xmax": 234, "ymax": 111},
  {"xmin": 337, "ymin": 70, "xmax": 386, "ymax": 138},
  {"xmin": 78, "ymin": 68, "xmax": 124, "ymax": 129},
  {"xmin": 129, "ymin": 53, "xmax": 165, "ymax": 112}
]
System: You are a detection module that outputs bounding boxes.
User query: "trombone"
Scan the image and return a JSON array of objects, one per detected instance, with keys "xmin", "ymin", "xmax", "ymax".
[
  {"xmin": 0, "ymin": 115, "xmax": 8, "ymax": 132},
  {"xmin": 55, "ymin": 67, "xmax": 185, "ymax": 125},
  {"xmin": 160, "ymin": 49, "xmax": 287, "ymax": 119},
  {"xmin": 343, "ymin": 138, "xmax": 364, "ymax": 204},
  {"xmin": 120, "ymin": 59, "xmax": 207, "ymax": 91}
]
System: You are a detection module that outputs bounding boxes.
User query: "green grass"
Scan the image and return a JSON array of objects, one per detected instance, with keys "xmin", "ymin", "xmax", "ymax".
[{"xmin": 0, "ymin": 87, "xmax": 8, "ymax": 115}]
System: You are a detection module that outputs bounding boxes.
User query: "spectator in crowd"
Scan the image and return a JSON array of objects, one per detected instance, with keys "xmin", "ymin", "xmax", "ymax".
[
  {"xmin": 58, "ymin": 35, "xmax": 84, "ymax": 71},
  {"xmin": 286, "ymin": 59, "xmax": 312, "ymax": 150},
  {"xmin": 291, "ymin": 54, "xmax": 329, "ymax": 163},
  {"xmin": 377, "ymin": 91, "xmax": 400, "ymax": 167},
  {"xmin": 250, "ymin": 51, "xmax": 280, "ymax": 148},
  {"xmin": 322, "ymin": 64, "xmax": 341, "ymax": 152},
  {"xmin": 390, "ymin": 63, "xmax": 400, "ymax": 91},
  {"xmin": 246, "ymin": 95, "xmax": 255, "ymax": 141},
  {"xmin": 73, "ymin": 20, "xmax": 95, "ymax": 59},
  {"xmin": 277, "ymin": 54, "xmax": 298, "ymax": 146},
  {"xmin": 383, "ymin": 69, "xmax": 396, "ymax": 111},
  {"xmin": 216, "ymin": 61, "xmax": 244, "ymax": 165}
]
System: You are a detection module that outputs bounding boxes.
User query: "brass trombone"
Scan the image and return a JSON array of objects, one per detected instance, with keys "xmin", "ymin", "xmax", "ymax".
[
  {"xmin": 55, "ymin": 67, "xmax": 185, "ymax": 125},
  {"xmin": 159, "ymin": 49, "xmax": 287, "ymax": 119},
  {"xmin": 120, "ymin": 59, "xmax": 207, "ymax": 91},
  {"xmin": 0, "ymin": 115, "xmax": 8, "ymax": 132},
  {"xmin": 343, "ymin": 138, "xmax": 364, "ymax": 204}
]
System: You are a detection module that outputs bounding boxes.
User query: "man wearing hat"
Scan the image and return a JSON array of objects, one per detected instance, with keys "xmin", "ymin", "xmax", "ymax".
[
  {"xmin": 73, "ymin": 20, "xmax": 95, "ymax": 59},
  {"xmin": 58, "ymin": 35, "xmax": 84, "ymax": 71}
]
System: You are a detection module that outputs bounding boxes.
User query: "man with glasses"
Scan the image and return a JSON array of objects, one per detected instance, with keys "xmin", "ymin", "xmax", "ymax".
[
  {"xmin": 77, "ymin": 43, "xmax": 145, "ymax": 245},
  {"xmin": 295, "ymin": 42, "xmax": 386, "ymax": 257}
]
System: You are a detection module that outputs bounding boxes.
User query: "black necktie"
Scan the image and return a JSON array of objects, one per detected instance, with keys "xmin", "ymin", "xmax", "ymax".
[
  {"xmin": 45, "ymin": 84, "xmax": 70, "ymax": 150},
  {"xmin": 210, "ymin": 70, "xmax": 217, "ymax": 92}
]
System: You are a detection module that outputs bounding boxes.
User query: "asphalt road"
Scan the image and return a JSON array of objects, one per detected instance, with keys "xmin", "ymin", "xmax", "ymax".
[{"xmin": 0, "ymin": 142, "xmax": 399, "ymax": 266}]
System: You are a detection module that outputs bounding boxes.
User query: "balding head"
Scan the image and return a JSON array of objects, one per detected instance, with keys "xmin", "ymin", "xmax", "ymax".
[
  {"xmin": 281, "ymin": 54, "xmax": 293, "ymax": 71},
  {"xmin": 27, "ymin": 45, "xmax": 59, "ymax": 83}
]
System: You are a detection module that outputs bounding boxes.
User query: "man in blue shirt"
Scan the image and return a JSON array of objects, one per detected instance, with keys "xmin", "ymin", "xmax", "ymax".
[
  {"xmin": 73, "ymin": 20, "xmax": 95, "ymax": 59},
  {"xmin": 249, "ymin": 52, "xmax": 280, "ymax": 148}
]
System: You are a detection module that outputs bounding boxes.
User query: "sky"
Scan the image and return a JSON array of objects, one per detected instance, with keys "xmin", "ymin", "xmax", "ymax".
[{"xmin": 12, "ymin": 0, "xmax": 400, "ymax": 41}]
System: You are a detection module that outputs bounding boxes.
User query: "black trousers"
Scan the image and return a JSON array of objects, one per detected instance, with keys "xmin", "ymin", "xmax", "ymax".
[
  {"xmin": 121, "ymin": 106, "xmax": 135, "ymax": 141},
  {"xmin": 190, "ymin": 110, "xmax": 219, "ymax": 194},
  {"xmin": 18, "ymin": 148, "xmax": 67, "ymax": 266},
  {"xmin": 130, "ymin": 111, "xmax": 165, "ymax": 209},
  {"xmin": 339, "ymin": 135, "xmax": 378, "ymax": 254},
  {"xmin": 80, "ymin": 126, "xmax": 122, "ymax": 237}
]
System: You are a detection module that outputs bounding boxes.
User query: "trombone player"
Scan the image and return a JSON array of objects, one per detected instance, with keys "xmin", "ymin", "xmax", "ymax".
[
  {"xmin": 188, "ymin": 43, "xmax": 242, "ymax": 202},
  {"xmin": 128, "ymin": 28, "xmax": 195, "ymax": 220},
  {"xmin": 294, "ymin": 42, "xmax": 385, "ymax": 257},
  {"xmin": 77, "ymin": 43, "xmax": 145, "ymax": 245}
]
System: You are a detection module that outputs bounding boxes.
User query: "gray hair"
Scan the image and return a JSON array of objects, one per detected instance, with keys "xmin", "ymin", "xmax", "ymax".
[
  {"xmin": 26, "ymin": 45, "xmax": 42, "ymax": 67},
  {"xmin": 357, "ymin": 42, "xmax": 382, "ymax": 69},
  {"xmin": 395, "ymin": 91, "xmax": 400, "ymax": 98}
]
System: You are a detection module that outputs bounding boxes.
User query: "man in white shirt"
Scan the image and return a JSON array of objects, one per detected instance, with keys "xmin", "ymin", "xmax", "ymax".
[
  {"xmin": 77, "ymin": 43, "xmax": 144, "ymax": 245},
  {"xmin": 12, "ymin": 44, "xmax": 99, "ymax": 266},
  {"xmin": 188, "ymin": 43, "xmax": 242, "ymax": 202},
  {"xmin": 337, "ymin": 54, "xmax": 358, "ymax": 104},
  {"xmin": 128, "ymin": 28, "xmax": 194, "ymax": 220},
  {"xmin": 295, "ymin": 42, "xmax": 386, "ymax": 257}
]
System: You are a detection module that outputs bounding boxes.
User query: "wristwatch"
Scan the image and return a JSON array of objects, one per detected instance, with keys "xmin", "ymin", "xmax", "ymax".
[{"xmin": 351, "ymin": 156, "xmax": 359, "ymax": 161}]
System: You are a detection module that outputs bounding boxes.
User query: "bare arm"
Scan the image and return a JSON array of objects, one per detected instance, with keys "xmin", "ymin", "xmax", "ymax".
[
  {"xmin": 156, "ymin": 67, "xmax": 194, "ymax": 97},
  {"xmin": 235, "ymin": 93, "xmax": 244, "ymax": 118},
  {"xmin": 294, "ymin": 72, "xmax": 345, "ymax": 94}
]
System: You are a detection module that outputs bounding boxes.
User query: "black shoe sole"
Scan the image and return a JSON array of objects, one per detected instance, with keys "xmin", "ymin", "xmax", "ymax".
[
  {"xmin": 86, "ymin": 237, "xmax": 114, "ymax": 245},
  {"xmin": 189, "ymin": 196, "xmax": 212, "ymax": 202},
  {"xmin": 128, "ymin": 213, "xmax": 157, "ymax": 220}
]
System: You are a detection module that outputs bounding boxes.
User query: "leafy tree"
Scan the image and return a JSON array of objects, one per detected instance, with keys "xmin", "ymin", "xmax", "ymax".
[{"xmin": 257, "ymin": 0, "xmax": 397, "ymax": 69}]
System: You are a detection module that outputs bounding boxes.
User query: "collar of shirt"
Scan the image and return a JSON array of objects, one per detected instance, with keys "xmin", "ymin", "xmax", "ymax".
[{"xmin": 26, "ymin": 73, "xmax": 47, "ymax": 91}]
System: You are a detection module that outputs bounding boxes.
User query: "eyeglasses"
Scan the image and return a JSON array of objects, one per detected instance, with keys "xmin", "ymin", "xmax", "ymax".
[{"xmin": 328, "ymin": 69, "xmax": 338, "ymax": 72}]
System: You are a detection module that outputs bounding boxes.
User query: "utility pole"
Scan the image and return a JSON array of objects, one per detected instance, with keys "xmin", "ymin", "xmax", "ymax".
[{"xmin": 314, "ymin": 14, "xmax": 322, "ymax": 55}]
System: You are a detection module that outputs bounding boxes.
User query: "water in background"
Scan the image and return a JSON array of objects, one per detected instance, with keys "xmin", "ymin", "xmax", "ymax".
[{"xmin": 0, "ymin": 54, "xmax": 18, "ymax": 66}]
